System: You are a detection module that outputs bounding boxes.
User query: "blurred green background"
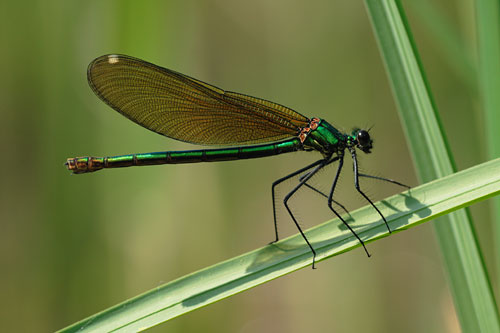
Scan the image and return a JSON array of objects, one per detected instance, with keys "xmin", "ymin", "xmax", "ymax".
[{"xmin": 1, "ymin": 0, "xmax": 492, "ymax": 332}]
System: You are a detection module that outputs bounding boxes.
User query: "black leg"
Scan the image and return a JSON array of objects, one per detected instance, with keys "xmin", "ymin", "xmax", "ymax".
[
  {"xmin": 271, "ymin": 159, "xmax": 324, "ymax": 243},
  {"xmin": 283, "ymin": 160, "xmax": 328, "ymax": 269},
  {"xmin": 327, "ymin": 155, "xmax": 371, "ymax": 257},
  {"xmin": 302, "ymin": 182, "xmax": 350, "ymax": 215},
  {"xmin": 358, "ymin": 173, "xmax": 410, "ymax": 189},
  {"xmin": 298, "ymin": 168, "xmax": 350, "ymax": 214},
  {"xmin": 351, "ymin": 150, "xmax": 391, "ymax": 233}
]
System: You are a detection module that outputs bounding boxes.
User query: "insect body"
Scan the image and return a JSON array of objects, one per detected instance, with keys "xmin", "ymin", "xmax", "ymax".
[{"xmin": 66, "ymin": 54, "xmax": 408, "ymax": 268}]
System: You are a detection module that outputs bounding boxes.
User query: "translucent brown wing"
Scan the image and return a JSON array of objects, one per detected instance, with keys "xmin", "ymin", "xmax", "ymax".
[{"xmin": 87, "ymin": 54, "xmax": 309, "ymax": 145}]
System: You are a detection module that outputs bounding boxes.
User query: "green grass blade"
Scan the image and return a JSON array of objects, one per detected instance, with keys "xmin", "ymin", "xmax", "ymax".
[
  {"xmin": 475, "ymin": 0, "xmax": 500, "ymax": 288},
  {"xmin": 475, "ymin": 0, "xmax": 500, "ymax": 150},
  {"xmin": 58, "ymin": 158, "xmax": 500, "ymax": 332},
  {"xmin": 364, "ymin": 0, "xmax": 500, "ymax": 331}
]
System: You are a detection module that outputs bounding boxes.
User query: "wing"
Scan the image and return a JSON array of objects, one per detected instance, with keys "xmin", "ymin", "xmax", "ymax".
[{"xmin": 87, "ymin": 54, "xmax": 309, "ymax": 145}]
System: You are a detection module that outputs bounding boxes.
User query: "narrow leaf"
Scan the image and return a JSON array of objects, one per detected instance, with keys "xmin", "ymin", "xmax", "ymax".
[
  {"xmin": 475, "ymin": 0, "xmax": 500, "ymax": 288},
  {"xmin": 364, "ymin": 0, "xmax": 500, "ymax": 331},
  {"xmin": 59, "ymin": 158, "xmax": 500, "ymax": 332}
]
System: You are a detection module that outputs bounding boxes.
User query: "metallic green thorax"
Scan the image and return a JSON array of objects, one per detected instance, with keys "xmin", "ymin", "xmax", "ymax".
[{"xmin": 302, "ymin": 119, "xmax": 348, "ymax": 157}]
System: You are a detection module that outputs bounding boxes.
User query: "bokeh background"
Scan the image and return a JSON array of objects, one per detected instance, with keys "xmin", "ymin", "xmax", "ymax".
[{"xmin": 1, "ymin": 0, "xmax": 492, "ymax": 332}]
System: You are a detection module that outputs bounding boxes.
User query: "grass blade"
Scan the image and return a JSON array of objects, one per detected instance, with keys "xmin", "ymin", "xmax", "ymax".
[
  {"xmin": 58, "ymin": 158, "xmax": 500, "ymax": 332},
  {"xmin": 475, "ymin": 0, "xmax": 500, "ymax": 288},
  {"xmin": 364, "ymin": 0, "xmax": 500, "ymax": 331}
]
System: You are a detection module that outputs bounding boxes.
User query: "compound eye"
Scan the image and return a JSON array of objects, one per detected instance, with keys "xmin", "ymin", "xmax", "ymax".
[{"xmin": 357, "ymin": 130, "xmax": 370, "ymax": 146}]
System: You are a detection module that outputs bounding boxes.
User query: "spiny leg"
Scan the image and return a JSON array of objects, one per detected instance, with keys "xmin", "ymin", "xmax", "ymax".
[
  {"xmin": 298, "ymin": 171, "xmax": 350, "ymax": 214},
  {"xmin": 302, "ymin": 182, "xmax": 350, "ymax": 215},
  {"xmin": 350, "ymin": 149, "xmax": 391, "ymax": 233},
  {"xmin": 283, "ymin": 160, "xmax": 328, "ymax": 269},
  {"xmin": 326, "ymin": 155, "xmax": 371, "ymax": 257},
  {"xmin": 271, "ymin": 159, "xmax": 324, "ymax": 243},
  {"xmin": 358, "ymin": 173, "xmax": 410, "ymax": 189}
]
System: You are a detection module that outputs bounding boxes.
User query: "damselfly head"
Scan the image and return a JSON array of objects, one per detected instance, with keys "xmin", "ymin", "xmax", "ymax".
[{"xmin": 352, "ymin": 129, "xmax": 372, "ymax": 153}]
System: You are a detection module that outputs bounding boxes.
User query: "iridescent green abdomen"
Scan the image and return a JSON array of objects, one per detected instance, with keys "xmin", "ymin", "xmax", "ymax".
[{"xmin": 66, "ymin": 138, "xmax": 303, "ymax": 173}]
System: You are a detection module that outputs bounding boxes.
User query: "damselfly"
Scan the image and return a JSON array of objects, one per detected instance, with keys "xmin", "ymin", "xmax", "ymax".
[{"xmin": 66, "ymin": 54, "xmax": 408, "ymax": 268}]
